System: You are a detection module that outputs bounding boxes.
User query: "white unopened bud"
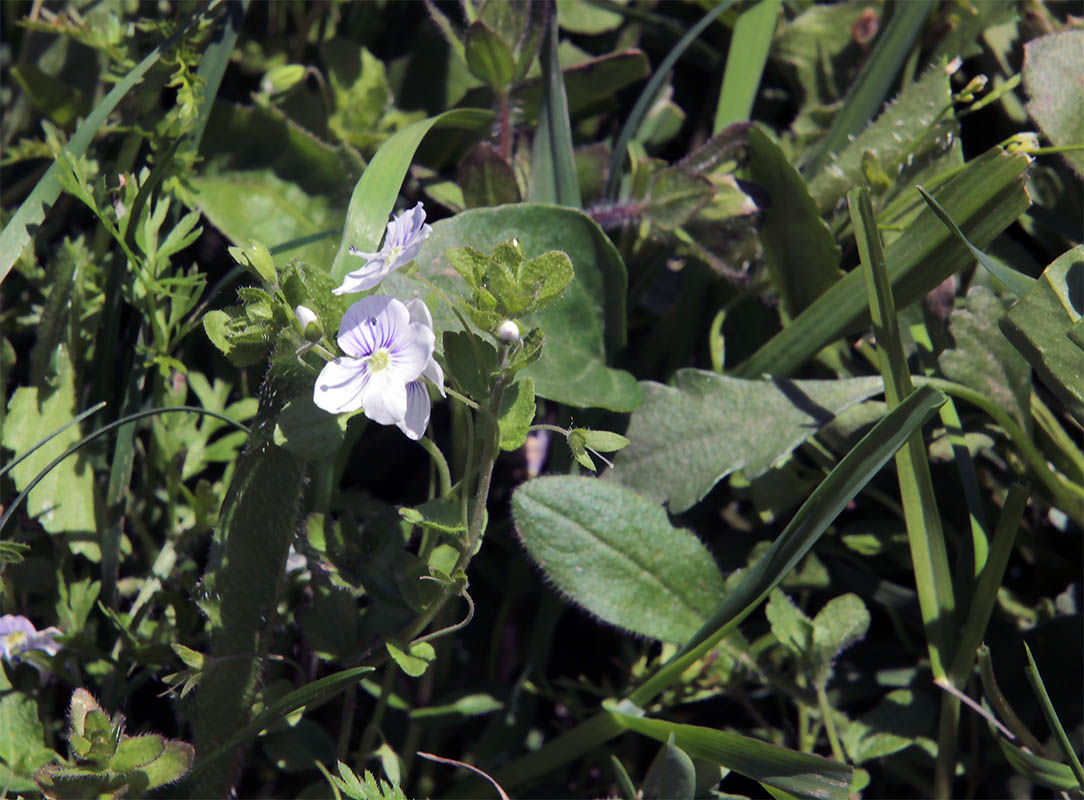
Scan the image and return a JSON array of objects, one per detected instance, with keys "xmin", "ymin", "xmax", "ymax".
[
  {"xmin": 497, "ymin": 319, "xmax": 521, "ymax": 342},
  {"xmin": 294, "ymin": 305, "xmax": 323, "ymax": 342}
]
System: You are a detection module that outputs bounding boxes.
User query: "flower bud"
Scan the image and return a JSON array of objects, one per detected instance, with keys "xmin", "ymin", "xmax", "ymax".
[
  {"xmin": 261, "ymin": 64, "xmax": 307, "ymax": 96},
  {"xmin": 497, "ymin": 319, "xmax": 521, "ymax": 342},
  {"xmin": 294, "ymin": 305, "xmax": 323, "ymax": 342}
]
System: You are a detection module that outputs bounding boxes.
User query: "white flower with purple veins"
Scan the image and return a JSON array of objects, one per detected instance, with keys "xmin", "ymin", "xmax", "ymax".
[
  {"xmin": 314, "ymin": 295, "xmax": 439, "ymax": 439},
  {"xmin": 0, "ymin": 614, "xmax": 62, "ymax": 662},
  {"xmin": 399, "ymin": 298, "xmax": 446, "ymax": 440},
  {"xmin": 334, "ymin": 202, "xmax": 432, "ymax": 295}
]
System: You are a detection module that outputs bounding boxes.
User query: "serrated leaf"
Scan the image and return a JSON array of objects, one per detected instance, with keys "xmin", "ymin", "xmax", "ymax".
[
  {"xmin": 202, "ymin": 308, "xmax": 270, "ymax": 367},
  {"xmin": 512, "ymin": 477, "xmax": 726, "ymax": 643},
  {"xmin": 765, "ymin": 589, "xmax": 813, "ymax": 656},
  {"xmin": 609, "ymin": 371, "xmax": 884, "ymax": 512},
  {"xmin": 2, "ymin": 346, "xmax": 99, "ymax": 560},
  {"xmin": 938, "ymin": 286, "xmax": 1031, "ymax": 427},
  {"xmin": 810, "ymin": 593, "xmax": 870, "ymax": 689},
  {"xmin": 644, "ymin": 167, "xmax": 715, "ymax": 230}
]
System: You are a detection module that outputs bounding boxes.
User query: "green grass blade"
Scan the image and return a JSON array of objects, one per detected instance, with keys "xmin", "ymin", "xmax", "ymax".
[
  {"xmin": 1023, "ymin": 643, "xmax": 1084, "ymax": 790},
  {"xmin": 915, "ymin": 185, "xmax": 1037, "ymax": 297},
  {"xmin": 0, "ymin": 0, "xmax": 224, "ymax": 285},
  {"xmin": 629, "ymin": 384, "xmax": 946, "ymax": 706},
  {"xmin": 732, "ymin": 147, "xmax": 1030, "ymax": 379},
  {"xmin": 190, "ymin": 0, "xmax": 249, "ymax": 154},
  {"xmin": 330, "ymin": 108, "xmax": 493, "ymax": 283},
  {"xmin": 608, "ymin": 710, "xmax": 852, "ymax": 800},
  {"xmin": 805, "ymin": 0, "xmax": 934, "ymax": 176},
  {"xmin": 604, "ymin": 0, "xmax": 740, "ymax": 202},
  {"xmin": 851, "ymin": 186, "xmax": 955, "ymax": 681},
  {"xmin": 948, "ymin": 485, "xmax": 1026, "ymax": 686},
  {"xmin": 713, "ymin": 0, "xmax": 780, "ymax": 132},
  {"xmin": 528, "ymin": 8, "xmax": 580, "ymax": 207}
]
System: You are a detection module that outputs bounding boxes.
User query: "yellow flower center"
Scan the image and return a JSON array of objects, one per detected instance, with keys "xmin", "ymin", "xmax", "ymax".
[{"xmin": 368, "ymin": 348, "xmax": 390, "ymax": 372}]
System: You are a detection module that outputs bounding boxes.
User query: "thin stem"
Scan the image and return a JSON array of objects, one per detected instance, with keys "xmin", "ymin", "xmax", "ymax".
[
  {"xmin": 359, "ymin": 661, "xmax": 398, "ymax": 756},
  {"xmin": 417, "ymin": 435, "xmax": 452, "ymax": 497},
  {"xmin": 816, "ymin": 684, "xmax": 845, "ymax": 761}
]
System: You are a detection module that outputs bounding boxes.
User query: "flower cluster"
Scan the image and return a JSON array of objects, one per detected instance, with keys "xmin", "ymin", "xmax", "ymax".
[
  {"xmin": 0, "ymin": 614, "xmax": 62, "ymax": 663},
  {"xmin": 313, "ymin": 204, "xmax": 445, "ymax": 439}
]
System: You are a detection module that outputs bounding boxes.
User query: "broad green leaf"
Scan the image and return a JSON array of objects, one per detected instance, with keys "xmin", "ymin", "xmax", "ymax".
[
  {"xmin": 1023, "ymin": 30, "xmax": 1084, "ymax": 177},
  {"xmin": 512, "ymin": 477, "xmax": 726, "ymax": 643},
  {"xmin": 400, "ymin": 498, "xmax": 465, "ymax": 534},
  {"xmin": 938, "ymin": 286, "xmax": 1030, "ymax": 428},
  {"xmin": 609, "ymin": 371, "xmax": 883, "ymax": 512},
  {"xmin": 498, "ymin": 378, "xmax": 536, "ymax": 451},
  {"xmin": 3, "ymin": 346, "xmax": 98, "ymax": 560},
  {"xmin": 272, "ymin": 395, "xmax": 353, "ymax": 462},
  {"xmin": 733, "ymin": 147, "xmax": 1031, "ymax": 379},
  {"xmin": 0, "ymin": 678, "xmax": 57, "ymax": 793},
  {"xmin": 608, "ymin": 710, "xmax": 853, "ymax": 800},
  {"xmin": 556, "ymin": 0, "xmax": 623, "ymax": 34},
  {"xmin": 188, "ymin": 169, "xmax": 343, "ymax": 270},
  {"xmin": 459, "ymin": 142, "xmax": 521, "ymax": 208},
  {"xmin": 9, "ymin": 64, "xmax": 89, "ymax": 129},
  {"xmin": 1000, "ymin": 245, "xmax": 1084, "ymax": 424},
  {"xmin": 641, "ymin": 736, "xmax": 696, "ymax": 800},
  {"xmin": 747, "ymin": 125, "xmax": 841, "ymax": 317},
  {"xmin": 384, "ymin": 205, "xmax": 640, "ymax": 411},
  {"xmin": 841, "ymin": 688, "xmax": 938, "ymax": 764},
  {"xmin": 465, "ymin": 21, "xmax": 515, "ymax": 91}
]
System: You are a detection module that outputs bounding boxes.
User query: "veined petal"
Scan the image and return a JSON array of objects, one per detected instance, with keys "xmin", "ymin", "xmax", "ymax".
[
  {"xmin": 333, "ymin": 255, "xmax": 391, "ymax": 295},
  {"xmin": 405, "ymin": 297, "xmax": 433, "ymax": 329},
  {"xmin": 359, "ymin": 369, "xmax": 409, "ymax": 425},
  {"xmin": 385, "ymin": 322, "xmax": 435, "ymax": 383},
  {"xmin": 314, "ymin": 356, "xmax": 369, "ymax": 414},
  {"xmin": 337, "ymin": 295, "xmax": 408, "ymax": 358},
  {"xmin": 397, "ymin": 380, "xmax": 432, "ymax": 440},
  {"xmin": 423, "ymin": 357, "xmax": 445, "ymax": 396}
]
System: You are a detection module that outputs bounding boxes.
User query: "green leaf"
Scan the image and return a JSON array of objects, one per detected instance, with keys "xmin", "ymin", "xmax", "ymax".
[
  {"xmin": 714, "ymin": 0, "xmax": 780, "ymax": 132},
  {"xmin": 641, "ymin": 736, "xmax": 696, "ymax": 800},
  {"xmin": 498, "ymin": 378, "xmax": 536, "ymax": 451},
  {"xmin": 386, "ymin": 641, "xmax": 437, "ymax": 678},
  {"xmin": 1023, "ymin": 30, "xmax": 1084, "ymax": 178},
  {"xmin": 443, "ymin": 331, "xmax": 497, "ymax": 401},
  {"xmin": 331, "ymin": 108, "xmax": 494, "ymax": 284},
  {"xmin": 272, "ymin": 394, "xmax": 354, "ymax": 463},
  {"xmin": 580, "ymin": 429, "xmax": 629, "ymax": 453},
  {"xmin": 938, "ymin": 286, "xmax": 1031, "ymax": 428},
  {"xmin": 1000, "ymin": 245, "xmax": 1084, "ymax": 424},
  {"xmin": 643, "ymin": 167, "xmax": 715, "ymax": 230},
  {"xmin": 2, "ymin": 346, "xmax": 98, "ymax": 560},
  {"xmin": 765, "ymin": 589, "xmax": 813, "ymax": 655},
  {"xmin": 529, "ymin": 10, "xmax": 581, "ymax": 207},
  {"xmin": 734, "ymin": 147, "xmax": 1031, "ymax": 379},
  {"xmin": 609, "ymin": 371, "xmax": 884, "ymax": 513},
  {"xmin": 464, "ymin": 21, "xmax": 515, "ymax": 91},
  {"xmin": 202, "ymin": 308, "xmax": 270, "ymax": 368},
  {"xmin": 0, "ymin": 675, "xmax": 57, "ymax": 793},
  {"xmin": 841, "ymin": 688, "xmax": 938, "ymax": 764},
  {"xmin": 0, "ymin": 2, "xmax": 219, "ymax": 285},
  {"xmin": 512, "ymin": 477, "xmax": 726, "ymax": 643},
  {"xmin": 400, "ymin": 498, "xmax": 466, "ymax": 535},
  {"xmin": 109, "ymin": 736, "xmax": 164, "ymax": 772},
  {"xmin": 996, "ymin": 736, "xmax": 1082, "ymax": 792},
  {"xmin": 809, "ymin": 593, "xmax": 870, "ymax": 688},
  {"xmin": 383, "ymin": 205, "xmax": 640, "ymax": 411},
  {"xmin": 9, "ymin": 64, "xmax": 89, "ymax": 129},
  {"xmin": 746, "ymin": 125, "xmax": 842, "ymax": 317},
  {"xmin": 459, "ymin": 142, "xmax": 522, "ymax": 208},
  {"xmin": 608, "ymin": 710, "xmax": 853, "ymax": 800}
]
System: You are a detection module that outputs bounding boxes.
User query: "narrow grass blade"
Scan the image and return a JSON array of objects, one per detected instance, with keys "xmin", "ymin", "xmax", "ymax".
[
  {"xmin": 732, "ymin": 147, "xmax": 1030, "ymax": 379},
  {"xmin": 0, "ymin": 0, "xmax": 224, "ymax": 285},
  {"xmin": 1023, "ymin": 643, "xmax": 1084, "ymax": 790},
  {"xmin": 330, "ymin": 108, "xmax": 493, "ymax": 283},
  {"xmin": 604, "ymin": 0, "xmax": 740, "ymax": 201},
  {"xmin": 805, "ymin": 0, "xmax": 934, "ymax": 176},
  {"xmin": 713, "ymin": 0, "xmax": 780, "ymax": 132},
  {"xmin": 608, "ymin": 710, "xmax": 852, "ymax": 800},
  {"xmin": 529, "ymin": 8, "xmax": 580, "ymax": 207},
  {"xmin": 916, "ymin": 185, "xmax": 1037, "ymax": 297},
  {"xmin": 948, "ymin": 485, "xmax": 1026, "ymax": 686},
  {"xmin": 190, "ymin": 0, "xmax": 249, "ymax": 153}
]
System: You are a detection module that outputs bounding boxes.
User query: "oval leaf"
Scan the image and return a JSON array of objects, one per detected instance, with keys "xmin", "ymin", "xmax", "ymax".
[{"xmin": 512, "ymin": 476, "xmax": 725, "ymax": 643}]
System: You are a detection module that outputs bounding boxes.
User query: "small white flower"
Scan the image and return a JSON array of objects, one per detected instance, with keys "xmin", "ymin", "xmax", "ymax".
[
  {"xmin": 0, "ymin": 614, "xmax": 62, "ymax": 662},
  {"xmin": 334, "ymin": 202, "xmax": 432, "ymax": 295},
  {"xmin": 314, "ymin": 295, "xmax": 435, "ymax": 433},
  {"xmin": 398, "ymin": 298, "xmax": 446, "ymax": 440}
]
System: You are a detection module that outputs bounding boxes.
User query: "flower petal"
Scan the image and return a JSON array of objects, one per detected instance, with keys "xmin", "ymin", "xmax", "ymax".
[
  {"xmin": 337, "ymin": 295, "xmax": 409, "ymax": 358},
  {"xmin": 333, "ymin": 254, "xmax": 391, "ymax": 295},
  {"xmin": 313, "ymin": 357, "xmax": 368, "ymax": 414},
  {"xmin": 358, "ymin": 370, "xmax": 409, "ymax": 425},
  {"xmin": 397, "ymin": 380, "xmax": 432, "ymax": 440}
]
